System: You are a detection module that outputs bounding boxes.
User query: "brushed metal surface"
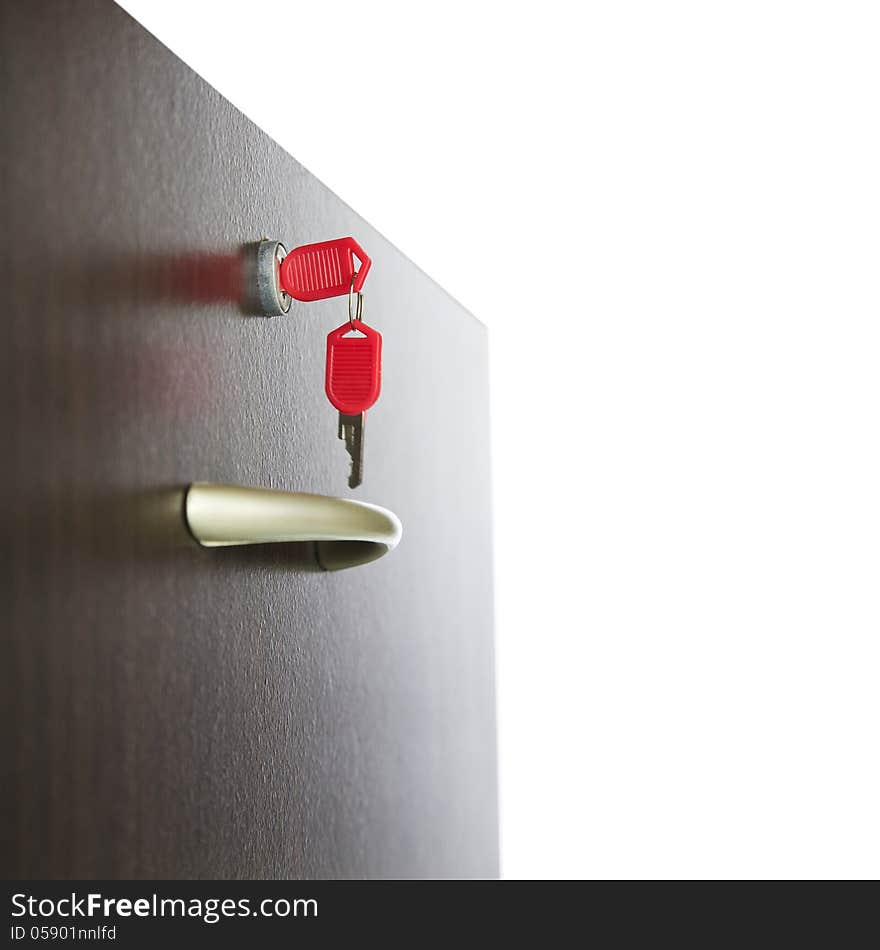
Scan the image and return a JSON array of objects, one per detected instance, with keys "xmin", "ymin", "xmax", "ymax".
[{"xmin": 0, "ymin": 0, "xmax": 497, "ymax": 878}]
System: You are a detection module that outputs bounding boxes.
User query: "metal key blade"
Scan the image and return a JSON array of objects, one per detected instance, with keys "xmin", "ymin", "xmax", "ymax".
[{"xmin": 338, "ymin": 412, "xmax": 365, "ymax": 488}]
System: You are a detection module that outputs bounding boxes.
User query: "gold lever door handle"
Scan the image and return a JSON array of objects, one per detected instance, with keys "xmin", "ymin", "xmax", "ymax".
[{"xmin": 185, "ymin": 483, "xmax": 402, "ymax": 571}]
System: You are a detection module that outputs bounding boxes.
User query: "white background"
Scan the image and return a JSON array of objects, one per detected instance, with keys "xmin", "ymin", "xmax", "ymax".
[{"xmin": 118, "ymin": 0, "xmax": 880, "ymax": 878}]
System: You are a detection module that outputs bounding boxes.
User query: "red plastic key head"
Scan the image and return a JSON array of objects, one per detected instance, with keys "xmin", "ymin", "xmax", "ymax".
[
  {"xmin": 279, "ymin": 236, "xmax": 371, "ymax": 302},
  {"xmin": 325, "ymin": 321, "xmax": 382, "ymax": 415}
]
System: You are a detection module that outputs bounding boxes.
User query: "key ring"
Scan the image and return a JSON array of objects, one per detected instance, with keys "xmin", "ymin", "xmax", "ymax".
[{"xmin": 348, "ymin": 274, "xmax": 364, "ymax": 330}]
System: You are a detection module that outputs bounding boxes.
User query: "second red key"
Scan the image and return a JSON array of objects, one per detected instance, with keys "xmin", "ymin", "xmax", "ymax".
[{"xmin": 326, "ymin": 320, "xmax": 382, "ymax": 488}]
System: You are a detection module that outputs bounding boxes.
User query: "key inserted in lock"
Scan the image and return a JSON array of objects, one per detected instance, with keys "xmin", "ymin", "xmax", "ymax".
[{"xmin": 280, "ymin": 237, "xmax": 371, "ymax": 302}]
